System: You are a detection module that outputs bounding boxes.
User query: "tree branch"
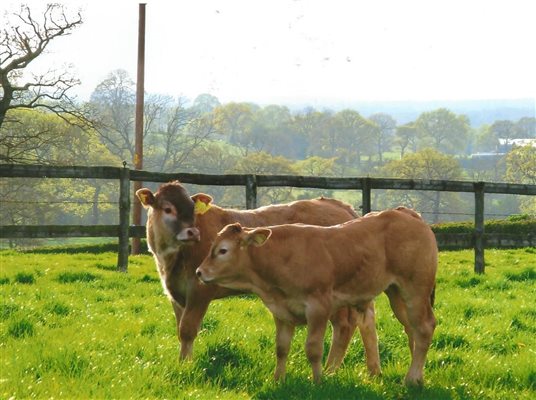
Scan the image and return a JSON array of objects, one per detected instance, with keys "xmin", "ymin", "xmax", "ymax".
[{"xmin": 0, "ymin": 4, "xmax": 83, "ymax": 128}]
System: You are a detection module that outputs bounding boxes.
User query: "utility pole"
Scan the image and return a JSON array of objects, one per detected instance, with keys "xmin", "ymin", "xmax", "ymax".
[{"xmin": 132, "ymin": 3, "xmax": 146, "ymax": 255}]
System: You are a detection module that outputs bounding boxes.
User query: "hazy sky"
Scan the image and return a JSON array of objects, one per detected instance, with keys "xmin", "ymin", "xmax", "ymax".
[{"xmin": 3, "ymin": 0, "xmax": 536, "ymax": 106}]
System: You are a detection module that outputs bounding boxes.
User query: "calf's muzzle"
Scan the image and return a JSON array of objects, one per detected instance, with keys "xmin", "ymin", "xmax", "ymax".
[{"xmin": 176, "ymin": 227, "xmax": 201, "ymax": 242}]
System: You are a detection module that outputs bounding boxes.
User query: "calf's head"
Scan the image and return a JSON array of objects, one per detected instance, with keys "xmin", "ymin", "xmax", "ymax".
[
  {"xmin": 196, "ymin": 223, "xmax": 271, "ymax": 286},
  {"xmin": 136, "ymin": 181, "xmax": 214, "ymax": 246}
]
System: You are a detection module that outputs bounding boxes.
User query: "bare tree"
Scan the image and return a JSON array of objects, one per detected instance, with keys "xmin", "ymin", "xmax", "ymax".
[
  {"xmin": 151, "ymin": 98, "xmax": 218, "ymax": 172},
  {"xmin": 0, "ymin": 4, "xmax": 84, "ymax": 128},
  {"xmin": 89, "ymin": 69, "xmax": 136, "ymax": 160}
]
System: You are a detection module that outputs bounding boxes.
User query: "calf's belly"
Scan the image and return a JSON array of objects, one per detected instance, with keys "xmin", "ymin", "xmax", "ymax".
[
  {"xmin": 332, "ymin": 276, "xmax": 391, "ymax": 309},
  {"xmin": 266, "ymin": 300, "xmax": 307, "ymax": 325}
]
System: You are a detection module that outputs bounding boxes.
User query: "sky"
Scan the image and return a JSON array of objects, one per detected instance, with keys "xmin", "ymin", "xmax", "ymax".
[{"xmin": 3, "ymin": 0, "xmax": 536, "ymax": 107}]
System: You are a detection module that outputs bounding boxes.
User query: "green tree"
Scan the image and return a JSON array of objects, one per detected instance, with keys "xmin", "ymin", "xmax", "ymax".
[
  {"xmin": 394, "ymin": 123, "xmax": 418, "ymax": 159},
  {"xmin": 229, "ymin": 151, "xmax": 297, "ymax": 206},
  {"xmin": 213, "ymin": 102, "xmax": 257, "ymax": 155},
  {"xmin": 415, "ymin": 108, "xmax": 470, "ymax": 154},
  {"xmin": 187, "ymin": 142, "xmax": 237, "ymax": 174},
  {"xmin": 381, "ymin": 148, "xmax": 466, "ymax": 223},
  {"xmin": 330, "ymin": 109, "xmax": 376, "ymax": 171},
  {"xmin": 369, "ymin": 113, "xmax": 396, "ymax": 165},
  {"xmin": 505, "ymin": 145, "xmax": 536, "ymax": 214},
  {"xmin": 0, "ymin": 110, "xmax": 120, "ymax": 236},
  {"xmin": 1, "ymin": 109, "xmax": 65, "ymax": 164},
  {"xmin": 505, "ymin": 145, "xmax": 536, "ymax": 184},
  {"xmin": 490, "ymin": 120, "xmax": 516, "ymax": 140},
  {"xmin": 252, "ymin": 105, "xmax": 301, "ymax": 158},
  {"xmin": 291, "ymin": 108, "xmax": 330, "ymax": 159},
  {"xmin": 231, "ymin": 151, "xmax": 296, "ymax": 175},
  {"xmin": 295, "ymin": 156, "xmax": 337, "ymax": 176},
  {"xmin": 514, "ymin": 117, "xmax": 536, "ymax": 138},
  {"xmin": 191, "ymin": 93, "xmax": 221, "ymax": 114},
  {"xmin": 474, "ymin": 124, "xmax": 499, "ymax": 152}
]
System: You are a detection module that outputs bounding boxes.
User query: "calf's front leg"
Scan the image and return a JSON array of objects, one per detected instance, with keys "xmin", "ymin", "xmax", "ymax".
[
  {"xmin": 273, "ymin": 317, "xmax": 295, "ymax": 381},
  {"xmin": 170, "ymin": 301, "xmax": 186, "ymax": 358},
  {"xmin": 178, "ymin": 296, "xmax": 211, "ymax": 360}
]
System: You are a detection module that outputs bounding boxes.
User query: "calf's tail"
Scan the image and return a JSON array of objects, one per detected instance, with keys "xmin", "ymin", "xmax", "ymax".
[{"xmin": 430, "ymin": 284, "xmax": 436, "ymax": 308}]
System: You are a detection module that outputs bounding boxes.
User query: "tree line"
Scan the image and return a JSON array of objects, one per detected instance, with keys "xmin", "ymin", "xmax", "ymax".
[{"xmin": 1, "ymin": 4, "xmax": 535, "ymax": 237}]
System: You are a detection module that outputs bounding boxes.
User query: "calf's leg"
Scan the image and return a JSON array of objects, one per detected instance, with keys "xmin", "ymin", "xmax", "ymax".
[
  {"xmin": 171, "ymin": 301, "xmax": 186, "ymax": 357},
  {"xmin": 356, "ymin": 302, "xmax": 381, "ymax": 376},
  {"xmin": 385, "ymin": 285, "xmax": 414, "ymax": 355},
  {"xmin": 404, "ymin": 297, "xmax": 436, "ymax": 386},
  {"xmin": 325, "ymin": 303, "xmax": 381, "ymax": 376},
  {"xmin": 273, "ymin": 317, "xmax": 295, "ymax": 381},
  {"xmin": 325, "ymin": 307, "xmax": 356, "ymax": 373},
  {"xmin": 178, "ymin": 298, "xmax": 211, "ymax": 360}
]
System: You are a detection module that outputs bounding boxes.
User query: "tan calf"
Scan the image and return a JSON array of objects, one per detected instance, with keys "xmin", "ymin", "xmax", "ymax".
[
  {"xmin": 197, "ymin": 207, "xmax": 437, "ymax": 386},
  {"xmin": 136, "ymin": 181, "xmax": 380, "ymax": 375}
]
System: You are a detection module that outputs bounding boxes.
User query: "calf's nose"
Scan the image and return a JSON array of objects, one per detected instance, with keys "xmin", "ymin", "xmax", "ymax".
[
  {"xmin": 195, "ymin": 268, "xmax": 202, "ymax": 278},
  {"xmin": 176, "ymin": 227, "xmax": 200, "ymax": 242}
]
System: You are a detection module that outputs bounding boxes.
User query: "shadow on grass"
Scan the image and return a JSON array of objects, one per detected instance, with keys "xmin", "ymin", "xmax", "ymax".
[
  {"xmin": 56, "ymin": 271, "xmax": 100, "ymax": 283},
  {"xmin": 254, "ymin": 375, "xmax": 456, "ymax": 400},
  {"xmin": 504, "ymin": 267, "xmax": 536, "ymax": 282},
  {"xmin": 196, "ymin": 338, "xmax": 252, "ymax": 388},
  {"xmin": 255, "ymin": 376, "xmax": 383, "ymax": 400}
]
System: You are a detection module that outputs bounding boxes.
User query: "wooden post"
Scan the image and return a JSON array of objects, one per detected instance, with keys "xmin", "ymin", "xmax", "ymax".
[
  {"xmin": 361, "ymin": 177, "xmax": 371, "ymax": 215},
  {"xmin": 118, "ymin": 164, "xmax": 131, "ymax": 272},
  {"xmin": 132, "ymin": 3, "xmax": 146, "ymax": 255},
  {"xmin": 245, "ymin": 174, "xmax": 257, "ymax": 210},
  {"xmin": 474, "ymin": 182, "xmax": 485, "ymax": 274}
]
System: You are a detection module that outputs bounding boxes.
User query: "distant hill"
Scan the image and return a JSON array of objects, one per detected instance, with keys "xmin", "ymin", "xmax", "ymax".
[{"xmin": 287, "ymin": 98, "xmax": 535, "ymax": 127}]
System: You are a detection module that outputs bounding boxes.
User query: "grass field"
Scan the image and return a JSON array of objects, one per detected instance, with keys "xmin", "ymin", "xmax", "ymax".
[{"xmin": 1, "ymin": 245, "xmax": 535, "ymax": 399}]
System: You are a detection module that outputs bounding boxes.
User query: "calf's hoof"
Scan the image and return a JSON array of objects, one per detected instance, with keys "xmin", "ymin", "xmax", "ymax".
[
  {"xmin": 274, "ymin": 374, "xmax": 286, "ymax": 383},
  {"xmin": 368, "ymin": 364, "xmax": 382, "ymax": 377},
  {"xmin": 404, "ymin": 374, "xmax": 424, "ymax": 387},
  {"xmin": 178, "ymin": 349, "xmax": 193, "ymax": 362}
]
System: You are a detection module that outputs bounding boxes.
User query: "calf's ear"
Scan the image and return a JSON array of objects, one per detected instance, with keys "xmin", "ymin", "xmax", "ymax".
[
  {"xmin": 243, "ymin": 228, "xmax": 272, "ymax": 247},
  {"xmin": 191, "ymin": 193, "xmax": 213, "ymax": 205},
  {"xmin": 136, "ymin": 189, "xmax": 155, "ymax": 207},
  {"xmin": 192, "ymin": 193, "xmax": 213, "ymax": 215}
]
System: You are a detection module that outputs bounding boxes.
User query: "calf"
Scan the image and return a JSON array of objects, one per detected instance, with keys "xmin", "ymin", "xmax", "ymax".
[
  {"xmin": 136, "ymin": 181, "xmax": 380, "ymax": 375},
  {"xmin": 196, "ymin": 207, "xmax": 437, "ymax": 385}
]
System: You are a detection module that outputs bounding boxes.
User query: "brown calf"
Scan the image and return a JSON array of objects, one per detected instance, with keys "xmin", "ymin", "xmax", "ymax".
[
  {"xmin": 136, "ymin": 181, "xmax": 380, "ymax": 375},
  {"xmin": 196, "ymin": 207, "xmax": 437, "ymax": 385}
]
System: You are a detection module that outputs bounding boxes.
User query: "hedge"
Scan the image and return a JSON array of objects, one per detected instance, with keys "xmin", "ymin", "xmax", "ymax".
[{"xmin": 431, "ymin": 214, "xmax": 536, "ymax": 235}]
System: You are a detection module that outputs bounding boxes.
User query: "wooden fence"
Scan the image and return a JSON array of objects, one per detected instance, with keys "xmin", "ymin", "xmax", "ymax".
[{"xmin": 1, "ymin": 163, "xmax": 535, "ymax": 273}]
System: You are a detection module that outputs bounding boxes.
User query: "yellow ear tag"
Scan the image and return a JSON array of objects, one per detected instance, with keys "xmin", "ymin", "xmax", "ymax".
[
  {"xmin": 194, "ymin": 199, "xmax": 211, "ymax": 215},
  {"xmin": 138, "ymin": 193, "xmax": 149, "ymax": 205}
]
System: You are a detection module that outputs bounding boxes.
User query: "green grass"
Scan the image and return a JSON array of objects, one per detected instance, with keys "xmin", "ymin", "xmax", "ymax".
[{"xmin": 0, "ymin": 247, "xmax": 535, "ymax": 399}]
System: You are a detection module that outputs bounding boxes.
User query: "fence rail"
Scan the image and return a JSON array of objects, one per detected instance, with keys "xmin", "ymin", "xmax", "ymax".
[{"xmin": 2, "ymin": 163, "xmax": 535, "ymax": 273}]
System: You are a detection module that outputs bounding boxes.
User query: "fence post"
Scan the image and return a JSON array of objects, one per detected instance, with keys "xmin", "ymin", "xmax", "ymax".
[
  {"xmin": 361, "ymin": 177, "xmax": 371, "ymax": 215},
  {"xmin": 245, "ymin": 174, "xmax": 257, "ymax": 210},
  {"xmin": 118, "ymin": 165, "xmax": 131, "ymax": 272},
  {"xmin": 474, "ymin": 182, "xmax": 485, "ymax": 274}
]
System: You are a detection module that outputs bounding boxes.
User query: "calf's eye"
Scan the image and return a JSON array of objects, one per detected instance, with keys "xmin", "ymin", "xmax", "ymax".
[
  {"xmin": 218, "ymin": 248, "xmax": 228, "ymax": 255},
  {"xmin": 164, "ymin": 207, "xmax": 172, "ymax": 214}
]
